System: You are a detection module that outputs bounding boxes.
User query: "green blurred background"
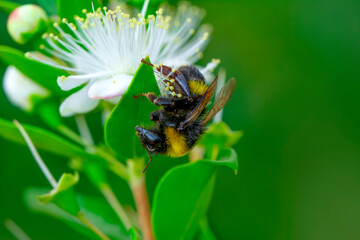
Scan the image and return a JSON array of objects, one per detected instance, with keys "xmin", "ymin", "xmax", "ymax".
[{"xmin": 1, "ymin": 0, "xmax": 360, "ymax": 239}]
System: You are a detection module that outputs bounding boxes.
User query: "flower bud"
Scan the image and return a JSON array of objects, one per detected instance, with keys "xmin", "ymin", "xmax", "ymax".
[
  {"xmin": 7, "ymin": 4, "xmax": 48, "ymax": 44},
  {"xmin": 3, "ymin": 66, "xmax": 50, "ymax": 111}
]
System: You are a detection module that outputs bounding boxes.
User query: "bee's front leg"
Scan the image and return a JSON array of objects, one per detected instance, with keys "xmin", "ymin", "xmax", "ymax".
[{"xmin": 134, "ymin": 92, "xmax": 176, "ymax": 107}]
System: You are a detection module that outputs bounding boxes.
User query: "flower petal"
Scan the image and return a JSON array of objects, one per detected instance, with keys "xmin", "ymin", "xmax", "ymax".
[
  {"xmin": 57, "ymin": 72, "xmax": 110, "ymax": 91},
  {"xmin": 3, "ymin": 66, "xmax": 49, "ymax": 111},
  {"xmin": 59, "ymin": 84, "xmax": 99, "ymax": 117},
  {"xmin": 88, "ymin": 74, "xmax": 133, "ymax": 99}
]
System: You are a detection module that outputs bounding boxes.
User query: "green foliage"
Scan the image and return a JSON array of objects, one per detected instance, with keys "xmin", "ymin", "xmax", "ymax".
[
  {"xmin": 56, "ymin": 0, "xmax": 101, "ymax": 20},
  {"xmin": 152, "ymin": 148, "xmax": 238, "ymax": 240},
  {"xmin": 105, "ymin": 56, "xmax": 160, "ymax": 160},
  {"xmin": 129, "ymin": 227, "xmax": 141, "ymax": 240},
  {"xmin": 0, "ymin": 46, "xmax": 66, "ymax": 96},
  {"xmin": 37, "ymin": 172, "xmax": 80, "ymax": 216},
  {"xmin": 25, "ymin": 188, "xmax": 129, "ymax": 239},
  {"xmin": 198, "ymin": 121, "xmax": 242, "ymax": 148},
  {"xmin": 0, "ymin": 0, "xmax": 19, "ymax": 14},
  {"xmin": 36, "ymin": 0, "xmax": 57, "ymax": 15},
  {"xmin": 0, "ymin": 117, "xmax": 101, "ymax": 162}
]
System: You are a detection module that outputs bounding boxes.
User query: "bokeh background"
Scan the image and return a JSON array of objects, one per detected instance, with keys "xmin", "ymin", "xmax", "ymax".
[{"xmin": 1, "ymin": 0, "xmax": 360, "ymax": 239}]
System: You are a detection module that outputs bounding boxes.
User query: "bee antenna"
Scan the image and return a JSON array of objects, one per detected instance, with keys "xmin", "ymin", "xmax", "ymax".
[
  {"xmin": 141, "ymin": 58, "xmax": 154, "ymax": 67},
  {"xmin": 142, "ymin": 154, "xmax": 153, "ymax": 173}
]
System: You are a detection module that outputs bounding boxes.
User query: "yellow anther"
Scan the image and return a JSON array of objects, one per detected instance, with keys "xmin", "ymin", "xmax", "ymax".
[
  {"xmin": 178, "ymin": 94, "xmax": 182, "ymax": 98},
  {"xmin": 49, "ymin": 33, "xmax": 54, "ymax": 38},
  {"xmin": 54, "ymin": 36, "xmax": 59, "ymax": 40},
  {"xmin": 117, "ymin": 18, "xmax": 122, "ymax": 22},
  {"xmin": 171, "ymin": 92, "xmax": 176, "ymax": 96},
  {"xmin": 187, "ymin": 18, "xmax": 192, "ymax": 23},
  {"xmin": 159, "ymin": 63, "xmax": 163, "ymax": 67},
  {"xmin": 62, "ymin": 18, "xmax": 67, "ymax": 23},
  {"xmin": 170, "ymin": 86, "xmax": 174, "ymax": 90},
  {"xmin": 116, "ymin": 6, "xmax": 121, "ymax": 10},
  {"xmin": 103, "ymin": 6, "xmax": 107, "ymax": 11},
  {"xmin": 170, "ymin": 79, "xmax": 175, "ymax": 83},
  {"xmin": 165, "ymin": 87, "xmax": 170, "ymax": 91},
  {"xmin": 113, "ymin": 80, "xmax": 116, "ymax": 83},
  {"xmin": 24, "ymin": 52, "xmax": 30, "ymax": 58},
  {"xmin": 138, "ymin": 13, "xmax": 142, "ymax": 18},
  {"xmin": 171, "ymin": 68, "xmax": 176, "ymax": 73},
  {"xmin": 166, "ymin": 82, "xmax": 170, "ymax": 86},
  {"xmin": 42, "ymin": 33, "xmax": 48, "ymax": 39},
  {"xmin": 82, "ymin": 9, "xmax": 87, "ymax": 14},
  {"xmin": 40, "ymin": 44, "xmax": 45, "ymax": 49},
  {"xmin": 90, "ymin": 23, "xmax": 95, "ymax": 27},
  {"xmin": 204, "ymin": 32, "xmax": 209, "ymax": 40},
  {"xmin": 189, "ymin": 29, "xmax": 195, "ymax": 35},
  {"xmin": 212, "ymin": 58, "xmax": 221, "ymax": 64},
  {"xmin": 154, "ymin": 64, "xmax": 158, "ymax": 68},
  {"xmin": 53, "ymin": 22, "xmax": 59, "ymax": 27}
]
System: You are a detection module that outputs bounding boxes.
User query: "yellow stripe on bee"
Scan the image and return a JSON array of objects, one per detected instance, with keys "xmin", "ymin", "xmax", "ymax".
[
  {"xmin": 188, "ymin": 80, "xmax": 207, "ymax": 95},
  {"xmin": 164, "ymin": 127, "xmax": 189, "ymax": 157}
]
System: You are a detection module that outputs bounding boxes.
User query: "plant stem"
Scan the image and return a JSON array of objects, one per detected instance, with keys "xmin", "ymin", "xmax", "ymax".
[
  {"xmin": 14, "ymin": 120, "xmax": 57, "ymax": 188},
  {"xmin": 77, "ymin": 212, "xmax": 110, "ymax": 240},
  {"xmin": 4, "ymin": 219, "xmax": 31, "ymax": 240},
  {"xmin": 99, "ymin": 183, "xmax": 132, "ymax": 230},
  {"xmin": 127, "ymin": 160, "xmax": 154, "ymax": 240},
  {"xmin": 75, "ymin": 114, "xmax": 94, "ymax": 145}
]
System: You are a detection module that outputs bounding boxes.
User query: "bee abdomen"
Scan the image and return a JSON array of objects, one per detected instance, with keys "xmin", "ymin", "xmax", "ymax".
[{"xmin": 164, "ymin": 127, "xmax": 189, "ymax": 157}]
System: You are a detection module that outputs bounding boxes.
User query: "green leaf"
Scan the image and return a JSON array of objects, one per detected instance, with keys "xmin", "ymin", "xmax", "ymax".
[
  {"xmin": 197, "ymin": 218, "xmax": 217, "ymax": 240},
  {"xmin": 25, "ymin": 188, "xmax": 129, "ymax": 240},
  {"xmin": 0, "ymin": 117, "xmax": 101, "ymax": 162},
  {"xmin": 36, "ymin": 0, "xmax": 57, "ymax": 15},
  {"xmin": 105, "ymin": 57, "xmax": 160, "ymax": 159},
  {"xmin": 56, "ymin": 0, "xmax": 101, "ymax": 20},
  {"xmin": 198, "ymin": 121, "xmax": 243, "ymax": 149},
  {"xmin": 37, "ymin": 172, "xmax": 80, "ymax": 216},
  {"xmin": 0, "ymin": 46, "xmax": 66, "ymax": 96},
  {"xmin": 129, "ymin": 227, "xmax": 141, "ymax": 240},
  {"xmin": 0, "ymin": 1, "xmax": 19, "ymax": 15},
  {"xmin": 152, "ymin": 148, "xmax": 238, "ymax": 240}
]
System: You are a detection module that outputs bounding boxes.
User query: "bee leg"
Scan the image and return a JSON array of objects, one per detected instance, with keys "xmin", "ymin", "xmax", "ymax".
[
  {"xmin": 149, "ymin": 110, "xmax": 161, "ymax": 121},
  {"xmin": 133, "ymin": 92, "xmax": 157, "ymax": 103},
  {"xmin": 134, "ymin": 92, "xmax": 177, "ymax": 107},
  {"xmin": 143, "ymin": 153, "xmax": 153, "ymax": 173},
  {"xmin": 136, "ymin": 126, "xmax": 162, "ymax": 144}
]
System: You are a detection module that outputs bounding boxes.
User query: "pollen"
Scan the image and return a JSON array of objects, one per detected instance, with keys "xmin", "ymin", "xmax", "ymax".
[
  {"xmin": 24, "ymin": 52, "xmax": 30, "ymax": 58},
  {"xmin": 204, "ymin": 32, "xmax": 209, "ymax": 40},
  {"xmin": 170, "ymin": 86, "xmax": 174, "ymax": 90},
  {"xmin": 62, "ymin": 18, "xmax": 67, "ymax": 23},
  {"xmin": 187, "ymin": 18, "xmax": 192, "ymax": 23},
  {"xmin": 171, "ymin": 92, "xmax": 176, "ymax": 96},
  {"xmin": 212, "ymin": 58, "xmax": 221, "ymax": 64},
  {"xmin": 171, "ymin": 68, "xmax": 176, "ymax": 73},
  {"xmin": 53, "ymin": 22, "xmax": 59, "ymax": 28},
  {"xmin": 166, "ymin": 82, "xmax": 171, "ymax": 86},
  {"xmin": 170, "ymin": 79, "xmax": 175, "ymax": 83},
  {"xmin": 165, "ymin": 87, "xmax": 170, "ymax": 91},
  {"xmin": 178, "ymin": 94, "xmax": 182, "ymax": 98}
]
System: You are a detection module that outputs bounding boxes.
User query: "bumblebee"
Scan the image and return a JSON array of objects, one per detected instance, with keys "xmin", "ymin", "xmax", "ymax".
[{"xmin": 134, "ymin": 59, "xmax": 236, "ymax": 172}]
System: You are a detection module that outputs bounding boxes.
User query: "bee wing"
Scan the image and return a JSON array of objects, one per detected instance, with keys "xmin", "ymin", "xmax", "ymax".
[
  {"xmin": 178, "ymin": 75, "xmax": 218, "ymax": 130},
  {"xmin": 203, "ymin": 78, "xmax": 236, "ymax": 125}
]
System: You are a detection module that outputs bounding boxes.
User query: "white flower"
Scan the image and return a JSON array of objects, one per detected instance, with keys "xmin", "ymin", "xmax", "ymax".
[
  {"xmin": 3, "ymin": 66, "xmax": 50, "ymax": 111},
  {"xmin": 7, "ymin": 4, "xmax": 48, "ymax": 44},
  {"xmin": 29, "ymin": 1, "xmax": 219, "ymax": 117}
]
